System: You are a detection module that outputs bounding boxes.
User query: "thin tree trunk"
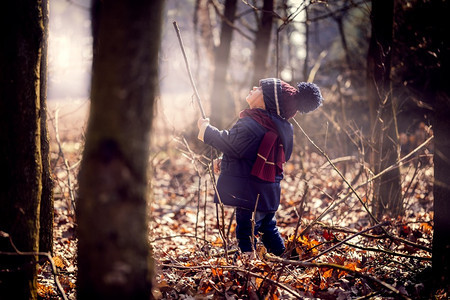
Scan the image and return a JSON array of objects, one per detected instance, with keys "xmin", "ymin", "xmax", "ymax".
[
  {"xmin": 432, "ymin": 92, "xmax": 450, "ymax": 292},
  {"xmin": 251, "ymin": 0, "xmax": 274, "ymax": 85},
  {"xmin": 210, "ymin": 0, "xmax": 238, "ymax": 129},
  {"xmin": 39, "ymin": 0, "xmax": 54, "ymax": 255},
  {"xmin": 0, "ymin": 1, "xmax": 45, "ymax": 299},
  {"xmin": 430, "ymin": 0, "xmax": 450, "ymax": 290},
  {"xmin": 366, "ymin": 0, "xmax": 402, "ymax": 219},
  {"xmin": 303, "ymin": 6, "xmax": 309, "ymax": 82},
  {"xmin": 76, "ymin": 0, "xmax": 164, "ymax": 298}
]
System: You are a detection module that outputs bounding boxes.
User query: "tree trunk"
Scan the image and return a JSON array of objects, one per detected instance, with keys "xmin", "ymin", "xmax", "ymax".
[
  {"xmin": 366, "ymin": 0, "xmax": 402, "ymax": 219},
  {"xmin": 39, "ymin": 0, "xmax": 54, "ymax": 255},
  {"xmin": 0, "ymin": 1, "xmax": 45, "ymax": 299},
  {"xmin": 429, "ymin": 0, "xmax": 450, "ymax": 291},
  {"xmin": 210, "ymin": 0, "xmax": 238, "ymax": 129},
  {"xmin": 251, "ymin": 0, "xmax": 275, "ymax": 85},
  {"xmin": 76, "ymin": 0, "xmax": 164, "ymax": 298},
  {"xmin": 432, "ymin": 92, "xmax": 450, "ymax": 292}
]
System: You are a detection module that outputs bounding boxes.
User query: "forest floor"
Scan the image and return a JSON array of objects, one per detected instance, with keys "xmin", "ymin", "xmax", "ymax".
[{"xmin": 36, "ymin": 100, "xmax": 445, "ymax": 299}]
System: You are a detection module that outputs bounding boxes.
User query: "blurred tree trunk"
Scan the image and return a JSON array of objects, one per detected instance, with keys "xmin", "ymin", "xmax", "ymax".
[
  {"xmin": 366, "ymin": 0, "xmax": 402, "ymax": 219},
  {"xmin": 433, "ymin": 92, "xmax": 450, "ymax": 292},
  {"xmin": 0, "ymin": 1, "xmax": 48, "ymax": 299},
  {"xmin": 194, "ymin": 0, "xmax": 215, "ymax": 78},
  {"xmin": 302, "ymin": 5, "xmax": 310, "ymax": 82},
  {"xmin": 210, "ymin": 0, "xmax": 237, "ymax": 129},
  {"xmin": 427, "ymin": 0, "xmax": 450, "ymax": 292},
  {"xmin": 251, "ymin": 0, "xmax": 274, "ymax": 85},
  {"xmin": 76, "ymin": 0, "xmax": 164, "ymax": 299},
  {"xmin": 39, "ymin": 0, "xmax": 54, "ymax": 255}
]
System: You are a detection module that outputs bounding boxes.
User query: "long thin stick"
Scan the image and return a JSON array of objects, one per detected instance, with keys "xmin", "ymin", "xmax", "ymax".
[{"xmin": 173, "ymin": 21, "xmax": 206, "ymax": 118}]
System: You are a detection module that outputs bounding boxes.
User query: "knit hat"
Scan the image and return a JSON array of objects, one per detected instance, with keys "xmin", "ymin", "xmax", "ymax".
[{"xmin": 259, "ymin": 78, "xmax": 323, "ymax": 119}]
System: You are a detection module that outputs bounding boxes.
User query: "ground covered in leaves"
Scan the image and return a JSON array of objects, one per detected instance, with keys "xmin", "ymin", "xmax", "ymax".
[{"xmin": 36, "ymin": 101, "xmax": 444, "ymax": 299}]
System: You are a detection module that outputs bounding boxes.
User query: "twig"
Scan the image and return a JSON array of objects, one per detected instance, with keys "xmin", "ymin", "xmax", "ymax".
[
  {"xmin": 209, "ymin": 0, "xmax": 253, "ymax": 41},
  {"xmin": 173, "ymin": 21, "xmax": 206, "ymax": 118},
  {"xmin": 0, "ymin": 232, "xmax": 69, "ymax": 300},
  {"xmin": 304, "ymin": 221, "xmax": 390, "ymax": 262},
  {"xmin": 226, "ymin": 208, "xmax": 236, "ymax": 242},
  {"xmin": 158, "ymin": 263, "xmax": 303, "ymax": 298},
  {"xmin": 199, "ymin": 152, "xmax": 229, "ymax": 263},
  {"xmin": 285, "ymin": 183, "xmax": 308, "ymax": 257},
  {"xmin": 292, "ymin": 117, "xmax": 380, "ymax": 225},
  {"xmin": 195, "ymin": 177, "xmax": 201, "ymax": 241},
  {"xmin": 50, "ymin": 108, "xmax": 76, "ymax": 215},
  {"xmin": 204, "ymin": 180, "xmax": 208, "ymax": 241},
  {"xmin": 251, "ymin": 195, "xmax": 260, "ymax": 254},
  {"xmin": 340, "ymin": 240, "xmax": 431, "ymax": 261},
  {"xmin": 150, "ymin": 234, "xmax": 209, "ymax": 244},
  {"xmin": 264, "ymin": 254, "xmax": 411, "ymax": 300},
  {"xmin": 316, "ymin": 222, "xmax": 432, "ymax": 253}
]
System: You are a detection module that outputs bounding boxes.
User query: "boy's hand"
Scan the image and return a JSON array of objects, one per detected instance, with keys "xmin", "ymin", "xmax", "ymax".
[
  {"xmin": 197, "ymin": 117, "xmax": 210, "ymax": 130},
  {"xmin": 197, "ymin": 117, "xmax": 210, "ymax": 142}
]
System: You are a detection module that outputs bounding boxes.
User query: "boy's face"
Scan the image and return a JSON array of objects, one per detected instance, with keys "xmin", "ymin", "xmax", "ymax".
[{"xmin": 246, "ymin": 86, "xmax": 265, "ymax": 109}]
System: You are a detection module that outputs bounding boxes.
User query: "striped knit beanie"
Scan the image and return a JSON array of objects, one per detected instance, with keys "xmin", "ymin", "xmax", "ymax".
[{"xmin": 259, "ymin": 78, "xmax": 323, "ymax": 119}]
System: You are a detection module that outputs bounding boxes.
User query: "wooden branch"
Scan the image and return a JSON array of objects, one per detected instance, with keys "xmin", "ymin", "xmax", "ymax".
[
  {"xmin": 209, "ymin": 0, "xmax": 253, "ymax": 40},
  {"xmin": 49, "ymin": 108, "xmax": 76, "ymax": 215},
  {"xmin": 292, "ymin": 117, "xmax": 380, "ymax": 225},
  {"xmin": 158, "ymin": 263, "xmax": 303, "ymax": 298},
  {"xmin": 318, "ymin": 222, "xmax": 432, "ymax": 253},
  {"xmin": 0, "ymin": 232, "xmax": 69, "ymax": 300},
  {"xmin": 304, "ymin": 221, "xmax": 390, "ymax": 262},
  {"xmin": 340, "ymin": 240, "xmax": 431, "ymax": 261},
  {"xmin": 251, "ymin": 195, "xmax": 260, "ymax": 254},
  {"xmin": 264, "ymin": 254, "xmax": 412, "ymax": 300}
]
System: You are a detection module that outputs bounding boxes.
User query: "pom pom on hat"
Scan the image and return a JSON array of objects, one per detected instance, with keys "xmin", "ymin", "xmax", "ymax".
[{"xmin": 259, "ymin": 78, "xmax": 323, "ymax": 119}]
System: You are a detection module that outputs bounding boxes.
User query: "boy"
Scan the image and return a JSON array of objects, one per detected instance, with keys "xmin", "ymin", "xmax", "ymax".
[{"xmin": 198, "ymin": 78, "xmax": 323, "ymax": 256}]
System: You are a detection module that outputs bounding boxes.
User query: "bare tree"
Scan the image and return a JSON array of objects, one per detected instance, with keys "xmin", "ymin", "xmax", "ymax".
[
  {"xmin": 210, "ymin": 0, "xmax": 238, "ymax": 128},
  {"xmin": 366, "ymin": 0, "xmax": 402, "ymax": 219},
  {"xmin": 251, "ymin": 0, "xmax": 275, "ymax": 85},
  {"xmin": 0, "ymin": 1, "xmax": 50, "ymax": 299},
  {"xmin": 39, "ymin": 0, "xmax": 54, "ymax": 255},
  {"xmin": 76, "ymin": 0, "xmax": 164, "ymax": 298}
]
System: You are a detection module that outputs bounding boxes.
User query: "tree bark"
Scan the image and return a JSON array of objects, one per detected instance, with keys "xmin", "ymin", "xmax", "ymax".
[
  {"xmin": 0, "ymin": 1, "xmax": 45, "ymax": 299},
  {"xmin": 251, "ymin": 0, "xmax": 275, "ymax": 85},
  {"xmin": 210, "ymin": 0, "xmax": 238, "ymax": 129},
  {"xmin": 39, "ymin": 0, "xmax": 54, "ymax": 255},
  {"xmin": 428, "ymin": 0, "xmax": 450, "ymax": 291},
  {"xmin": 366, "ymin": 0, "xmax": 402, "ymax": 219},
  {"xmin": 76, "ymin": 0, "xmax": 164, "ymax": 298},
  {"xmin": 432, "ymin": 93, "xmax": 450, "ymax": 292}
]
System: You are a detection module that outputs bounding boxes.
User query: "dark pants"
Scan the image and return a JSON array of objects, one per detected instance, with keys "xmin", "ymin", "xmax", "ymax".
[{"xmin": 235, "ymin": 207, "xmax": 285, "ymax": 256}]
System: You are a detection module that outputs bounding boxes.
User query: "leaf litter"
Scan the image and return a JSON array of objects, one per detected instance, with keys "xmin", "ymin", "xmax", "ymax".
[{"xmin": 36, "ymin": 108, "xmax": 446, "ymax": 299}]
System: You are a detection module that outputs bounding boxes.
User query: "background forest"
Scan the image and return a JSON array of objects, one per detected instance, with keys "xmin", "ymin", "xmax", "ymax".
[{"xmin": 0, "ymin": 0, "xmax": 448, "ymax": 299}]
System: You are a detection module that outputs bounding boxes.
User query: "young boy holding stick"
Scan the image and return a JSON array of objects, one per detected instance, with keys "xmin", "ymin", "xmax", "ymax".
[{"xmin": 198, "ymin": 78, "xmax": 323, "ymax": 257}]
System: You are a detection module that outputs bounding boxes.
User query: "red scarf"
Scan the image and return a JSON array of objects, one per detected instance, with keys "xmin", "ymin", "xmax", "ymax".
[{"xmin": 240, "ymin": 109, "xmax": 286, "ymax": 182}]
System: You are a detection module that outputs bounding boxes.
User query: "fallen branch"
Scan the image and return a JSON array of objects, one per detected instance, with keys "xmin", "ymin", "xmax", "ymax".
[
  {"xmin": 304, "ymin": 221, "xmax": 390, "ymax": 262},
  {"xmin": 340, "ymin": 240, "xmax": 431, "ymax": 261},
  {"xmin": 158, "ymin": 263, "xmax": 303, "ymax": 298},
  {"xmin": 317, "ymin": 222, "xmax": 432, "ymax": 253},
  {"xmin": 264, "ymin": 253, "xmax": 411, "ymax": 300}
]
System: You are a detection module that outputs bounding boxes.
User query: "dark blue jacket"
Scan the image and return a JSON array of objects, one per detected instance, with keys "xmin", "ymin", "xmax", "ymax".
[{"xmin": 203, "ymin": 109, "xmax": 293, "ymax": 212}]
